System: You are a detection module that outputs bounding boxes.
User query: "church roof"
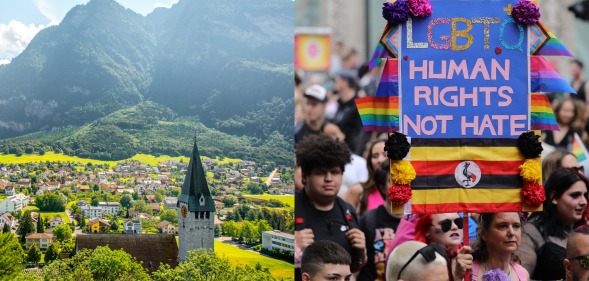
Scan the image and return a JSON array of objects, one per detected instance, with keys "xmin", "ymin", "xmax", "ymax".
[{"xmin": 178, "ymin": 139, "xmax": 216, "ymax": 212}]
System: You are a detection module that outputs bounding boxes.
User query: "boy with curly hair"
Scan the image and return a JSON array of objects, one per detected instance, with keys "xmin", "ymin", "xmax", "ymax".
[{"xmin": 295, "ymin": 134, "xmax": 366, "ymax": 281}]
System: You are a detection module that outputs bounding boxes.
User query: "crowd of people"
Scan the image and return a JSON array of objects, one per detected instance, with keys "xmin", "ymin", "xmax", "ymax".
[{"xmin": 294, "ymin": 46, "xmax": 589, "ymax": 281}]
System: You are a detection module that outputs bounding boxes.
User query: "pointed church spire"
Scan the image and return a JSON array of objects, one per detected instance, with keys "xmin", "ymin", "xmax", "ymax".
[{"xmin": 178, "ymin": 137, "xmax": 215, "ymax": 212}]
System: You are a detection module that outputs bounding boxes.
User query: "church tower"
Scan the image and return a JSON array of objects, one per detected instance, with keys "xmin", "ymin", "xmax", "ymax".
[{"xmin": 177, "ymin": 138, "xmax": 216, "ymax": 261}]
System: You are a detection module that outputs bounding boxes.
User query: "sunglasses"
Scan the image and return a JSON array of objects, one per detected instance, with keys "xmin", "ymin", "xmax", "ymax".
[
  {"xmin": 433, "ymin": 218, "xmax": 464, "ymax": 233},
  {"xmin": 571, "ymin": 166, "xmax": 586, "ymax": 174},
  {"xmin": 570, "ymin": 254, "xmax": 589, "ymax": 269},
  {"xmin": 398, "ymin": 243, "xmax": 447, "ymax": 280}
]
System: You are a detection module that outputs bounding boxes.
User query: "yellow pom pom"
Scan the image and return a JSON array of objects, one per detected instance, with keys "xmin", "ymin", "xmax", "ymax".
[
  {"xmin": 519, "ymin": 159, "xmax": 541, "ymax": 183},
  {"xmin": 391, "ymin": 160, "xmax": 416, "ymax": 185}
]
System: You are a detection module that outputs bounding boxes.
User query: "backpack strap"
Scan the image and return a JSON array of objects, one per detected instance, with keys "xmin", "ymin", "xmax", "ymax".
[
  {"xmin": 295, "ymin": 190, "xmax": 306, "ymax": 231},
  {"xmin": 335, "ymin": 196, "xmax": 358, "ymax": 229}
]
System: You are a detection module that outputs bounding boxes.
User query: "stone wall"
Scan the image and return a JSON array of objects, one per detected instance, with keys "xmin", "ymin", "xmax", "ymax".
[{"xmin": 177, "ymin": 202, "xmax": 215, "ymax": 261}]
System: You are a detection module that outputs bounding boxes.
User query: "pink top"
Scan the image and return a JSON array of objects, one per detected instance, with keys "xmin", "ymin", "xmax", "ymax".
[
  {"xmin": 366, "ymin": 187, "xmax": 386, "ymax": 211},
  {"xmin": 472, "ymin": 261, "xmax": 528, "ymax": 281}
]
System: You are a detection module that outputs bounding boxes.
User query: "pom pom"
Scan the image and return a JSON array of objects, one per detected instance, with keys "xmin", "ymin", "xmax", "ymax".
[
  {"xmin": 521, "ymin": 181, "xmax": 546, "ymax": 207},
  {"xmin": 382, "ymin": 1, "xmax": 410, "ymax": 25},
  {"xmin": 407, "ymin": 0, "xmax": 432, "ymax": 17},
  {"xmin": 519, "ymin": 159, "xmax": 542, "ymax": 183},
  {"xmin": 512, "ymin": 0, "xmax": 541, "ymax": 24},
  {"xmin": 384, "ymin": 132, "xmax": 411, "ymax": 160},
  {"xmin": 388, "ymin": 184, "xmax": 412, "ymax": 205},
  {"xmin": 517, "ymin": 131, "xmax": 543, "ymax": 159},
  {"xmin": 391, "ymin": 160, "xmax": 416, "ymax": 185}
]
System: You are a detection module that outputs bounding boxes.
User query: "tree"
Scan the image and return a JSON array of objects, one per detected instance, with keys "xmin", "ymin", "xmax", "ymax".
[
  {"xmin": 241, "ymin": 221, "xmax": 258, "ymax": 245},
  {"xmin": 79, "ymin": 215, "xmax": 86, "ymax": 228},
  {"xmin": 36, "ymin": 216, "xmax": 45, "ymax": 233},
  {"xmin": 256, "ymin": 220, "xmax": 273, "ymax": 239},
  {"xmin": 246, "ymin": 182, "xmax": 263, "ymax": 195},
  {"xmin": 89, "ymin": 246, "xmax": 151, "ymax": 280},
  {"xmin": 133, "ymin": 200, "xmax": 146, "ymax": 212},
  {"xmin": 154, "ymin": 193, "xmax": 163, "ymax": 203},
  {"xmin": 160, "ymin": 209, "xmax": 178, "ymax": 225},
  {"xmin": 26, "ymin": 244, "xmax": 41, "ymax": 263},
  {"xmin": 170, "ymin": 189, "xmax": 181, "ymax": 197},
  {"xmin": 110, "ymin": 221, "xmax": 119, "ymax": 232},
  {"xmin": 132, "ymin": 192, "xmax": 140, "ymax": 200},
  {"xmin": 152, "ymin": 250, "xmax": 275, "ymax": 281},
  {"xmin": 234, "ymin": 211, "xmax": 242, "ymax": 222},
  {"xmin": 0, "ymin": 233, "xmax": 24, "ymax": 278},
  {"xmin": 93, "ymin": 184, "xmax": 99, "ymax": 192},
  {"xmin": 119, "ymin": 194, "xmax": 133, "ymax": 210},
  {"xmin": 221, "ymin": 195, "xmax": 238, "ymax": 207},
  {"xmin": 53, "ymin": 224, "xmax": 72, "ymax": 241},
  {"xmin": 45, "ymin": 242, "xmax": 60, "ymax": 263},
  {"xmin": 18, "ymin": 211, "xmax": 35, "ymax": 243},
  {"xmin": 2, "ymin": 223, "xmax": 9, "ymax": 234},
  {"xmin": 91, "ymin": 197, "xmax": 99, "ymax": 206}
]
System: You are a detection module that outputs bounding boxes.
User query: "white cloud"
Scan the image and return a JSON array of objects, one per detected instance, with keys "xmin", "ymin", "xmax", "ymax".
[
  {"xmin": 154, "ymin": 0, "xmax": 179, "ymax": 9},
  {"xmin": 0, "ymin": 20, "xmax": 53, "ymax": 60},
  {"xmin": 0, "ymin": 59, "xmax": 9, "ymax": 65},
  {"xmin": 32, "ymin": 0, "xmax": 60, "ymax": 23}
]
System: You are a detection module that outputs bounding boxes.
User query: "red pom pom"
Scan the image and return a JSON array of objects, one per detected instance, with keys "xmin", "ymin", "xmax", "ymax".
[
  {"xmin": 388, "ymin": 184, "xmax": 412, "ymax": 205},
  {"xmin": 521, "ymin": 182, "xmax": 546, "ymax": 207}
]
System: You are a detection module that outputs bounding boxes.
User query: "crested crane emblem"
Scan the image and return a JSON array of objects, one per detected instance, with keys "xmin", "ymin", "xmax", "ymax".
[{"xmin": 455, "ymin": 161, "xmax": 481, "ymax": 188}]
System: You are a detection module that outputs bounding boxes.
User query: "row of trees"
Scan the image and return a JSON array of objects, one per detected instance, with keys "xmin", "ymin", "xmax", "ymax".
[
  {"xmin": 227, "ymin": 203, "xmax": 294, "ymax": 233},
  {"xmin": 222, "ymin": 220, "xmax": 273, "ymax": 245}
]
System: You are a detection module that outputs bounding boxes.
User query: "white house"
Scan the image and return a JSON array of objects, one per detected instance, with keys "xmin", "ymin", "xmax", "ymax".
[
  {"xmin": 122, "ymin": 220, "xmax": 142, "ymax": 234},
  {"xmin": 80, "ymin": 206, "xmax": 103, "ymax": 219},
  {"xmin": 98, "ymin": 202, "xmax": 120, "ymax": 215},
  {"xmin": 261, "ymin": 230, "xmax": 294, "ymax": 252},
  {"xmin": 49, "ymin": 217, "xmax": 64, "ymax": 228},
  {"xmin": 0, "ymin": 193, "xmax": 28, "ymax": 213},
  {"xmin": 0, "ymin": 213, "xmax": 16, "ymax": 229},
  {"xmin": 36, "ymin": 190, "xmax": 44, "ymax": 196}
]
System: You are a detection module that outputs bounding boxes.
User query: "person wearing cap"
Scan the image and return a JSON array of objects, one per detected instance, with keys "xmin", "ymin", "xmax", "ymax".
[
  {"xmin": 295, "ymin": 84, "xmax": 328, "ymax": 144},
  {"xmin": 334, "ymin": 69, "xmax": 371, "ymax": 156}
]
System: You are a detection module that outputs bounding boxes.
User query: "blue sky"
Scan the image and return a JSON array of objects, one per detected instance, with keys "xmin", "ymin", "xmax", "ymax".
[{"xmin": 0, "ymin": 0, "xmax": 179, "ymax": 64}]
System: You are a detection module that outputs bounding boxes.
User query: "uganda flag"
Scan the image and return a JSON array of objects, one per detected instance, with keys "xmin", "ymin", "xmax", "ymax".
[{"xmin": 409, "ymin": 138, "xmax": 531, "ymax": 214}]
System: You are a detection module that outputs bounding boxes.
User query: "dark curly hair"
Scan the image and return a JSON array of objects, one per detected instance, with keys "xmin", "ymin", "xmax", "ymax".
[{"xmin": 295, "ymin": 134, "xmax": 352, "ymax": 176}]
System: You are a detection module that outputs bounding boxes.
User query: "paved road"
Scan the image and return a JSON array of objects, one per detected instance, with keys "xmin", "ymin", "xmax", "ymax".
[
  {"xmin": 65, "ymin": 209, "xmax": 83, "ymax": 235},
  {"xmin": 265, "ymin": 168, "xmax": 278, "ymax": 186}
]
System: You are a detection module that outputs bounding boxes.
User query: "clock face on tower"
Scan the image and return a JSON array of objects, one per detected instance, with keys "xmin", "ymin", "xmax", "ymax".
[{"xmin": 181, "ymin": 205, "xmax": 187, "ymax": 218}]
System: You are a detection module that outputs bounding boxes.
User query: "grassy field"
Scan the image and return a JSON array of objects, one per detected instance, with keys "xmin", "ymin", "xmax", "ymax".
[
  {"xmin": 214, "ymin": 241, "xmax": 293, "ymax": 279},
  {"xmin": 0, "ymin": 152, "xmax": 243, "ymax": 167},
  {"xmin": 24, "ymin": 205, "xmax": 71, "ymax": 223},
  {"xmin": 244, "ymin": 194, "xmax": 294, "ymax": 209},
  {"xmin": 173, "ymin": 239, "xmax": 293, "ymax": 279}
]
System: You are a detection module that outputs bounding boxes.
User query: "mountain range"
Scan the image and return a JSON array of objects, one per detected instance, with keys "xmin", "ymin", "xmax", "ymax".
[{"xmin": 0, "ymin": 0, "xmax": 294, "ymax": 165}]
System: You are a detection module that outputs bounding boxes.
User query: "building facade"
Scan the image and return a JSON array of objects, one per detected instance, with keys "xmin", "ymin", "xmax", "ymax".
[
  {"xmin": 98, "ymin": 202, "xmax": 121, "ymax": 215},
  {"xmin": 262, "ymin": 230, "xmax": 295, "ymax": 252},
  {"xmin": 177, "ymin": 140, "xmax": 216, "ymax": 261},
  {"xmin": 80, "ymin": 206, "xmax": 103, "ymax": 219},
  {"xmin": 123, "ymin": 220, "xmax": 142, "ymax": 234}
]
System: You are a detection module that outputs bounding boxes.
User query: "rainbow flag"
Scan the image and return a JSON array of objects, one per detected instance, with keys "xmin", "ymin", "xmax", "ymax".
[
  {"xmin": 530, "ymin": 56, "xmax": 576, "ymax": 94},
  {"xmin": 355, "ymin": 96, "xmax": 399, "ymax": 133},
  {"xmin": 573, "ymin": 133, "xmax": 589, "ymax": 178},
  {"xmin": 409, "ymin": 138, "xmax": 528, "ymax": 214},
  {"xmin": 530, "ymin": 21, "xmax": 574, "ymax": 57},
  {"xmin": 368, "ymin": 43, "xmax": 392, "ymax": 71},
  {"xmin": 531, "ymin": 93, "xmax": 559, "ymax": 131},
  {"xmin": 375, "ymin": 59, "xmax": 398, "ymax": 97}
]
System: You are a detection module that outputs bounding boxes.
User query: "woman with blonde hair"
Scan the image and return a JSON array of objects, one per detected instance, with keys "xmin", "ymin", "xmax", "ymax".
[{"xmin": 541, "ymin": 150, "xmax": 579, "ymax": 185}]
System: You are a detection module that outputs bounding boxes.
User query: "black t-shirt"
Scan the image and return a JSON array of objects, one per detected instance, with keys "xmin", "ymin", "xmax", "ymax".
[
  {"xmin": 295, "ymin": 188, "xmax": 361, "ymax": 281},
  {"xmin": 294, "ymin": 121, "xmax": 323, "ymax": 144},
  {"xmin": 357, "ymin": 205, "xmax": 401, "ymax": 281},
  {"xmin": 334, "ymin": 94, "xmax": 370, "ymax": 155}
]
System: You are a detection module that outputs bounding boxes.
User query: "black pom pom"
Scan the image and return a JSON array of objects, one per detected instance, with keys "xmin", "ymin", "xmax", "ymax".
[
  {"xmin": 384, "ymin": 132, "xmax": 411, "ymax": 160},
  {"xmin": 517, "ymin": 131, "xmax": 543, "ymax": 159}
]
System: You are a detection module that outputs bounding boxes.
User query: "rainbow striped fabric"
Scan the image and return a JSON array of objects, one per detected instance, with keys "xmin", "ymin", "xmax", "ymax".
[
  {"xmin": 530, "ymin": 21, "xmax": 574, "ymax": 57},
  {"xmin": 573, "ymin": 133, "xmax": 589, "ymax": 163},
  {"xmin": 355, "ymin": 96, "xmax": 399, "ymax": 133},
  {"xmin": 531, "ymin": 93, "xmax": 559, "ymax": 131},
  {"xmin": 355, "ymin": 59, "xmax": 399, "ymax": 133},
  {"xmin": 531, "ymin": 56, "xmax": 576, "ymax": 94},
  {"xmin": 368, "ymin": 43, "xmax": 392, "ymax": 71}
]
